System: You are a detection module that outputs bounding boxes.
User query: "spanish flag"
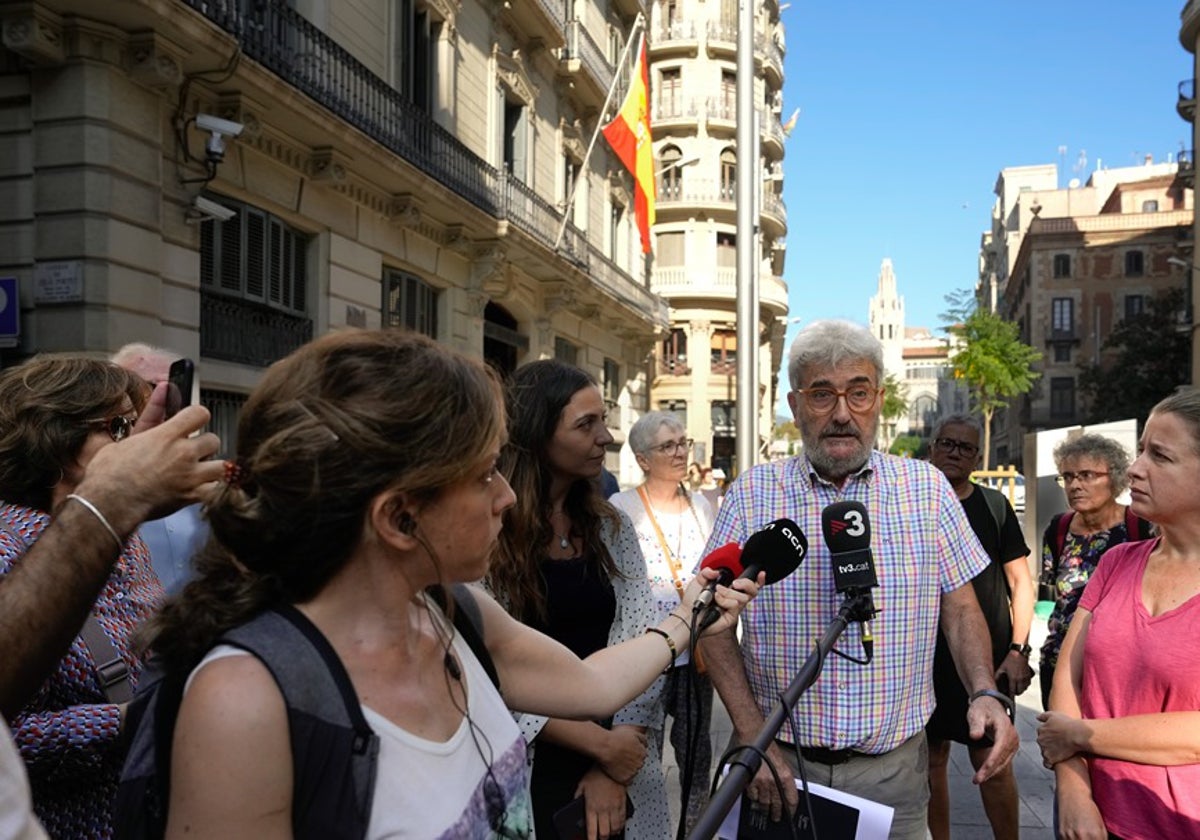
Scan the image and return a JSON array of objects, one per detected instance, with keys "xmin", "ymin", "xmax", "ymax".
[{"xmin": 602, "ymin": 36, "xmax": 655, "ymax": 253}]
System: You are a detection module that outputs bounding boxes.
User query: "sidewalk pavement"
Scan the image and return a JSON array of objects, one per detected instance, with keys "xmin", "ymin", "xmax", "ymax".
[{"xmin": 664, "ymin": 619, "xmax": 1057, "ymax": 837}]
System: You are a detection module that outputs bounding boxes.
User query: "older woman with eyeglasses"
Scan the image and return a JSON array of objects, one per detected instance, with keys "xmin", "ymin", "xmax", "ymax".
[
  {"xmin": 0, "ymin": 355, "xmax": 165, "ymax": 839},
  {"xmin": 610, "ymin": 412, "xmax": 716, "ymax": 834},
  {"xmin": 1037, "ymin": 434, "xmax": 1152, "ymax": 711}
]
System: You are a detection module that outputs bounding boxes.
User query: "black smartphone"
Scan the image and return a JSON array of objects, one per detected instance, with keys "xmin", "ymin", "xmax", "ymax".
[
  {"xmin": 165, "ymin": 358, "xmax": 195, "ymax": 419},
  {"xmin": 552, "ymin": 794, "xmax": 635, "ymax": 840}
]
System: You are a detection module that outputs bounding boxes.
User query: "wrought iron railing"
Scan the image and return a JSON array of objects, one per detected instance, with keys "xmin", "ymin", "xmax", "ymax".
[
  {"xmin": 200, "ymin": 291, "xmax": 314, "ymax": 367},
  {"xmin": 565, "ymin": 19, "xmax": 614, "ymax": 94}
]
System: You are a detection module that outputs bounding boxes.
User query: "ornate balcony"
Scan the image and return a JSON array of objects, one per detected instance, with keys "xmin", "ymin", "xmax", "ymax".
[
  {"xmin": 200, "ymin": 292, "xmax": 313, "ymax": 367},
  {"xmin": 760, "ymin": 192, "xmax": 787, "ymax": 238},
  {"xmin": 652, "ymin": 96, "xmax": 702, "ymax": 131},
  {"xmin": 654, "ymin": 179, "xmax": 736, "ymax": 218},
  {"xmin": 1180, "ymin": 79, "xmax": 1196, "ymax": 122},
  {"xmin": 705, "ymin": 19, "xmax": 736, "ymax": 56},
  {"xmin": 562, "ymin": 19, "xmax": 614, "ymax": 108},
  {"xmin": 648, "ymin": 20, "xmax": 699, "ymax": 56}
]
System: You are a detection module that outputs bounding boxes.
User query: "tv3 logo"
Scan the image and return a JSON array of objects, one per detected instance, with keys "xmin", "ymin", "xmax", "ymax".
[{"xmin": 830, "ymin": 509, "xmax": 866, "ymax": 538}]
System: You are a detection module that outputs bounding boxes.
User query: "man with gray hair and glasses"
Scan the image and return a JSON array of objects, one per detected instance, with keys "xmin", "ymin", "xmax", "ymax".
[
  {"xmin": 925, "ymin": 413, "xmax": 1032, "ymax": 840},
  {"xmin": 697, "ymin": 320, "xmax": 1018, "ymax": 839}
]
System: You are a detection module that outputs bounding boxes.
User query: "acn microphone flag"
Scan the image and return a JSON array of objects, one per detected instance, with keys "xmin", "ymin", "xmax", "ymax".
[{"xmin": 601, "ymin": 35, "xmax": 655, "ymax": 253}]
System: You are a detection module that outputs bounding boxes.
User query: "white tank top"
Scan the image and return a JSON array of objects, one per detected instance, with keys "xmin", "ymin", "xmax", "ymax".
[{"xmin": 190, "ymin": 608, "xmax": 533, "ymax": 839}]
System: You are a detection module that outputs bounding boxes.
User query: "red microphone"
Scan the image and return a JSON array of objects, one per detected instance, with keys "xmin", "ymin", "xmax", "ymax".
[{"xmin": 692, "ymin": 542, "xmax": 744, "ymax": 613}]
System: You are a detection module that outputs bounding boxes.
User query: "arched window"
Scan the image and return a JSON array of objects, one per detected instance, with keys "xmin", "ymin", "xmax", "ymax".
[
  {"xmin": 720, "ymin": 148, "xmax": 736, "ymax": 200},
  {"xmin": 659, "ymin": 145, "xmax": 683, "ymax": 200}
]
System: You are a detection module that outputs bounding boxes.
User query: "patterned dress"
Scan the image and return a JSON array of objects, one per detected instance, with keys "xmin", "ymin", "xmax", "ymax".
[
  {"xmin": 0, "ymin": 502, "xmax": 164, "ymax": 840},
  {"xmin": 1038, "ymin": 520, "xmax": 1135, "ymax": 671}
]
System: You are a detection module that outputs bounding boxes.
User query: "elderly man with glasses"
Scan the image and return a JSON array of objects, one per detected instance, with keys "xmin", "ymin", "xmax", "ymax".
[
  {"xmin": 696, "ymin": 320, "xmax": 1018, "ymax": 839},
  {"xmin": 924, "ymin": 414, "xmax": 1032, "ymax": 840}
]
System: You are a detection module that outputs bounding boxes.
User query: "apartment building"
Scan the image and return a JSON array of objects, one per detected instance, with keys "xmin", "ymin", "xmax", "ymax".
[
  {"xmin": 0, "ymin": 0, "xmax": 667, "ymax": 467},
  {"xmin": 989, "ymin": 163, "xmax": 1193, "ymax": 467},
  {"xmin": 645, "ymin": 0, "xmax": 788, "ymax": 476}
]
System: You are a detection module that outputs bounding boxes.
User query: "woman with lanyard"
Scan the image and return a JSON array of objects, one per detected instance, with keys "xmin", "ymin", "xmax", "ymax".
[{"xmin": 610, "ymin": 411, "xmax": 716, "ymax": 836}]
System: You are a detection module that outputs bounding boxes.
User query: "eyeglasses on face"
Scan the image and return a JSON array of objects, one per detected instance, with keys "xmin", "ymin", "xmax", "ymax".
[
  {"xmin": 649, "ymin": 437, "xmax": 694, "ymax": 456},
  {"xmin": 1056, "ymin": 470, "xmax": 1109, "ymax": 486},
  {"xmin": 933, "ymin": 437, "xmax": 980, "ymax": 457},
  {"xmin": 793, "ymin": 386, "xmax": 880, "ymax": 414},
  {"xmin": 81, "ymin": 414, "xmax": 136, "ymax": 442}
]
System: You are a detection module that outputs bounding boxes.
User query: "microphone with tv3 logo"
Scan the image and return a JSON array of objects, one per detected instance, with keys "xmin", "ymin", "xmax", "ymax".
[
  {"xmin": 694, "ymin": 519, "xmax": 808, "ymax": 632},
  {"xmin": 821, "ymin": 500, "xmax": 878, "ymax": 657}
]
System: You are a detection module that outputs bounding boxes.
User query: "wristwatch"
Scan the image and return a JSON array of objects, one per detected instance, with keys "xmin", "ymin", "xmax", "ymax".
[{"xmin": 1009, "ymin": 642, "xmax": 1032, "ymax": 658}]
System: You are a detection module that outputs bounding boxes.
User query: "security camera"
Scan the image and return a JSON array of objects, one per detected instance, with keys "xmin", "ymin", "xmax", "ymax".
[
  {"xmin": 195, "ymin": 113, "xmax": 244, "ymax": 162},
  {"xmin": 195, "ymin": 113, "xmax": 244, "ymax": 138},
  {"xmin": 189, "ymin": 196, "xmax": 237, "ymax": 223}
]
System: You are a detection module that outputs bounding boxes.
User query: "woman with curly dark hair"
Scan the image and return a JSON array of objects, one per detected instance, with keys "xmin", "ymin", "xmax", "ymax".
[
  {"xmin": 487, "ymin": 360, "xmax": 671, "ymax": 839},
  {"xmin": 0, "ymin": 356, "xmax": 157, "ymax": 839},
  {"xmin": 131, "ymin": 331, "xmax": 755, "ymax": 840}
]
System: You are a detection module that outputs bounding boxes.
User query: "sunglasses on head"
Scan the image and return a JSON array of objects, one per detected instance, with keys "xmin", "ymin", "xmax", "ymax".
[{"xmin": 81, "ymin": 414, "xmax": 136, "ymax": 442}]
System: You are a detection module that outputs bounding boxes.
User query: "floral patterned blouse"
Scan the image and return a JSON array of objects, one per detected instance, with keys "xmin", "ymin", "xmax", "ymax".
[{"xmin": 1038, "ymin": 516, "xmax": 1134, "ymax": 669}]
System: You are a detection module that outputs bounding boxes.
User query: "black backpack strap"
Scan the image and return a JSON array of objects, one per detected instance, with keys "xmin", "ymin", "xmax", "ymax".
[
  {"xmin": 976, "ymin": 484, "xmax": 1008, "ymax": 543},
  {"xmin": 427, "ymin": 584, "xmax": 500, "ymax": 691},
  {"xmin": 221, "ymin": 607, "xmax": 378, "ymax": 840},
  {"xmin": 114, "ymin": 659, "xmax": 185, "ymax": 840}
]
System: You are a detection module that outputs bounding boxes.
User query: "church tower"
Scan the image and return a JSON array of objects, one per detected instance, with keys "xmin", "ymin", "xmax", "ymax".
[{"xmin": 868, "ymin": 258, "xmax": 905, "ymax": 382}]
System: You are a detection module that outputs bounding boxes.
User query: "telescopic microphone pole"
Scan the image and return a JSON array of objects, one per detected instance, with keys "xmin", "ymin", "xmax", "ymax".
[{"xmin": 687, "ymin": 590, "xmax": 875, "ymax": 840}]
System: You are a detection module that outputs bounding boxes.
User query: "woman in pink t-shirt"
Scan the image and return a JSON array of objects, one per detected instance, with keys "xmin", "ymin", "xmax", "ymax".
[{"xmin": 1037, "ymin": 388, "xmax": 1200, "ymax": 840}]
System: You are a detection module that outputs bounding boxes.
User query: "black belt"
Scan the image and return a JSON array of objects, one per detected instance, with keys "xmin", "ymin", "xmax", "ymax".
[{"xmin": 776, "ymin": 739, "xmax": 879, "ymax": 766}]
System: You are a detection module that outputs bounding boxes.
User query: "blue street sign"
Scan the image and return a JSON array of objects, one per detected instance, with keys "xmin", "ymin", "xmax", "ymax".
[{"xmin": 0, "ymin": 278, "xmax": 18, "ymax": 340}]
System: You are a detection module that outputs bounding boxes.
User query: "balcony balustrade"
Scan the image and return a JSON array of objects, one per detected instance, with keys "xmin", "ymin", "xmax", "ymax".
[{"xmin": 200, "ymin": 291, "xmax": 313, "ymax": 367}]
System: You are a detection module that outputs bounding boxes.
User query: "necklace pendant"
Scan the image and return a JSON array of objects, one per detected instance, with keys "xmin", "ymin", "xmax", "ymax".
[{"xmin": 559, "ymin": 535, "xmax": 570, "ymax": 550}]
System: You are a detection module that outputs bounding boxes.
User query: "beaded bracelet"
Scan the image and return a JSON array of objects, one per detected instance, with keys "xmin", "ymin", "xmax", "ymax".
[
  {"xmin": 64, "ymin": 494, "xmax": 124, "ymax": 551},
  {"xmin": 645, "ymin": 627, "xmax": 676, "ymax": 673}
]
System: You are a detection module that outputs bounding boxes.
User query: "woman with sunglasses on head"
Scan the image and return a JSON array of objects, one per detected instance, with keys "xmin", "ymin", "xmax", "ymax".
[
  {"xmin": 609, "ymin": 412, "xmax": 715, "ymax": 835},
  {"xmin": 1037, "ymin": 434, "xmax": 1152, "ymax": 711},
  {"xmin": 488, "ymin": 361, "xmax": 687, "ymax": 839},
  {"xmin": 130, "ymin": 333, "xmax": 755, "ymax": 840},
  {"xmin": 0, "ymin": 356, "xmax": 161, "ymax": 839}
]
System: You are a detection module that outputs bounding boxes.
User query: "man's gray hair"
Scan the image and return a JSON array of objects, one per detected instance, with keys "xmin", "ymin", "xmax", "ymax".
[
  {"xmin": 628, "ymin": 410, "xmax": 685, "ymax": 455},
  {"xmin": 931, "ymin": 413, "xmax": 984, "ymax": 442},
  {"xmin": 787, "ymin": 320, "xmax": 884, "ymax": 390},
  {"xmin": 1053, "ymin": 434, "xmax": 1132, "ymax": 495}
]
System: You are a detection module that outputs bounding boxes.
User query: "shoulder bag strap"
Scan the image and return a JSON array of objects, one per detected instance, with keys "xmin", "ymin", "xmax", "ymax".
[
  {"xmin": 1054, "ymin": 510, "xmax": 1074, "ymax": 562},
  {"xmin": 0, "ymin": 507, "xmax": 132, "ymax": 704},
  {"xmin": 636, "ymin": 485, "xmax": 687, "ymax": 601}
]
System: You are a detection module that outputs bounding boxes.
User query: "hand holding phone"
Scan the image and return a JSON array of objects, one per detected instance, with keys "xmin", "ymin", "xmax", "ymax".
[{"xmin": 165, "ymin": 358, "xmax": 195, "ymax": 420}]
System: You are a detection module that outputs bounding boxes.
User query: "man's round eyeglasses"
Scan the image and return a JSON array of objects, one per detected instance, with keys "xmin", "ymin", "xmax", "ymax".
[
  {"xmin": 933, "ymin": 437, "xmax": 980, "ymax": 457},
  {"xmin": 649, "ymin": 437, "xmax": 694, "ymax": 456},
  {"xmin": 793, "ymin": 386, "xmax": 881, "ymax": 414},
  {"xmin": 1056, "ymin": 470, "xmax": 1109, "ymax": 486},
  {"xmin": 81, "ymin": 414, "xmax": 136, "ymax": 442}
]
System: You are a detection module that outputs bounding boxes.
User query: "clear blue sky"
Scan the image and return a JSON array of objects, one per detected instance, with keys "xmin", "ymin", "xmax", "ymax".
[{"xmin": 777, "ymin": 1, "xmax": 1191, "ymax": 369}]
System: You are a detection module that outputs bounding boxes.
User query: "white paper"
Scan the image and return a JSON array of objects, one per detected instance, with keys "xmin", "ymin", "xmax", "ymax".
[{"xmin": 715, "ymin": 780, "xmax": 894, "ymax": 840}]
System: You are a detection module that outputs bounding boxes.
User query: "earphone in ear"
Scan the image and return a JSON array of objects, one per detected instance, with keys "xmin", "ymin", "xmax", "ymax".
[{"xmin": 397, "ymin": 513, "xmax": 417, "ymax": 534}]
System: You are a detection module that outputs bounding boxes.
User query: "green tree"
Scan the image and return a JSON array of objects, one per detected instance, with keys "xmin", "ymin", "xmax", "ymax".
[
  {"xmin": 878, "ymin": 373, "xmax": 908, "ymax": 452},
  {"xmin": 881, "ymin": 373, "xmax": 908, "ymax": 426},
  {"xmin": 1078, "ymin": 288, "xmax": 1190, "ymax": 425},
  {"xmin": 943, "ymin": 294, "xmax": 1042, "ymax": 469},
  {"xmin": 889, "ymin": 433, "xmax": 927, "ymax": 458}
]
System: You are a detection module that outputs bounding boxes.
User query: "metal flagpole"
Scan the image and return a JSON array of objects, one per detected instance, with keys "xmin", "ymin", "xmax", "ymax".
[
  {"xmin": 552, "ymin": 12, "xmax": 646, "ymax": 250},
  {"xmin": 734, "ymin": 0, "xmax": 759, "ymax": 475}
]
